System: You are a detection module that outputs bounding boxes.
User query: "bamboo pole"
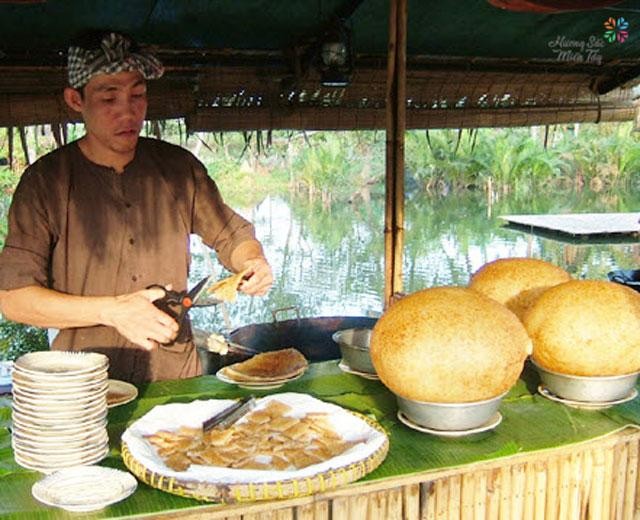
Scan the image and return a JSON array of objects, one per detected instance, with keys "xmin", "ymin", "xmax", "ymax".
[
  {"xmin": 533, "ymin": 461, "xmax": 546, "ymax": 520},
  {"xmin": 384, "ymin": 0, "xmax": 407, "ymax": 307},
  {"xmin": 580, "ymin": 451, "xmax": 593, "ymax": 520},
  {"xmin": 486, "ymin": 469, "xmax": 500, "ymax": 519},
  {"xmin": 590, "ymin": 448, "xmax": 605, "ymax": 520},
  {"xmin": 623, "ymin": 439, "xmax": 638, "ymax": 520},
  {"xmin": 349, "ymin": 493, "xmax": 368, "ymax": 518},
  {"xmin": 422, "ymin": 481, "xmax": 436, "ymax": 520},
  {"xmin": 613, "ymin": 443, "xmax": 629, "ymax": 518},
  {"xmin": 603, "ymin": 446, "xmax": 614, "ymax": 519},
  {"xmin": 403, "ymin": 483, "xmax": 420, "ymax": 519},
  {"xmin": 511, "ymin": 464, "xmax": 525, "ymax": 520},
  {"xmin": 383, "ymin": 0, "xmax": 397, "ymax": 308},
  {"xmin": 394, "ymin": 0, "xmax": 407, "ymax": 301},
  {"xmin": 523, "ymin": 462, "xmax": 535, "ymax": 520},
  {"xmin": 447, "ymin": 474, "xmax": 461, "ymax": 519},
  {"xmin": 460, "ymin": 472, "xmax": 475, "ymax": 520},
  {"xmin": 18, "ymin": 126, "xmax": 30, "ymax": 166},
  {"xmin": 7, "ymin": 126, "xmax": 14, "ymax": 171},
  {"xmin": 52, "ymin": 123, "xmax": 63, "ymax": 148}
]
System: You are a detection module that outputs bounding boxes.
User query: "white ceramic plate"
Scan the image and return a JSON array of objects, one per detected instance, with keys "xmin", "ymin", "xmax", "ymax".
[
  {"xmin": 215, "ymin": 367, "xmax": 304, "ymax": 389},
  {"xmin": 13, "ymin": 364, "xmax": 107, "ymax": 381},
  {"xmin": 12, "ymin": 398, "xmax": 106, "ymax": 418},
  {"xmin": 11, "ymin": 414, "xmax": 108, "ymax": 435},
  {"xmin": 11, "ymin": 392, "xmax": 107, "ymax": 413},
  {"xmin": 15, "ymin": 352, "xmax": 108, "ymax": 377},
  {"xmin": 11, "ymin": 421, "xmax": 108, "ymax": 443},
  {"xmin": 12, "ymin": 405, "xmax": 107, "ymax": 425},
  {"xmin": 31, "ymin": 465, "xmax": 137, "ymax": 512},
  {"xmin": 11, "ymin": 371, "xmax": 108, "ymax": 391},
  {"xmin": 12, "ymin": 428, "xmax": 109, "ymax": 450},
  {"xmin": 538, "ymin": 385, "xmax": 639, "ymax": 410},
  {"xmin": 13, "ymin": 438, "xmax": 109, "ymax": 461},
  {"xmin": 338, "ymin": 360, "xmax": 380, "ymax": 380},
  {"xmin": 11, "ymin": 383, "xmax": 109, "ymax": 401},
  {"xmin": 16, "ymin": 443, "xmax": 109, "ymax": 473},
  {"xmin": 107, "ymin": 380, "xmax": 138, "ymax": 408},
  {"xmin": 397, "ymin": 410, "xmax": 503, "ymax": 437}
]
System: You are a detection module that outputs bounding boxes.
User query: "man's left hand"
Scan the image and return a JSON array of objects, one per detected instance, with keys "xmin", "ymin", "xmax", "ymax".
[{"xmin": 239, "ymin": 257, "xmax": 273, "ymax": 296}]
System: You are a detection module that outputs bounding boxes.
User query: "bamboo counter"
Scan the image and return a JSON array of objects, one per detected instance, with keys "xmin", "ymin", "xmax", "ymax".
[
  {"xmin": 2, "ymin": 360, "xmax": 640, "ymax": 519},
  {"xmin": 157, "ymin": 427, "xmax": 640, "ymax": 520}
]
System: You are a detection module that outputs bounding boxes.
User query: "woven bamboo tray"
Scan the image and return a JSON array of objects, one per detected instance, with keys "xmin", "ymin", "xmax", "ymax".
[{"xmin": 121, "ymin": 397, "xmax": 389, "ymax": 504}]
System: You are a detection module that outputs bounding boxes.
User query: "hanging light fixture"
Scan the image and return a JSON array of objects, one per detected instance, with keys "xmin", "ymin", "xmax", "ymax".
[{"xmin": 319, "ymin": 20, "xmax": 353, "ymax": 87}]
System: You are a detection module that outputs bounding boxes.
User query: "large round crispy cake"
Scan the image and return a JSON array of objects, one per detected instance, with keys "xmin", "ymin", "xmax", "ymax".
[
  {"xmin": 370, "ymin": 287, "xmax": 532, "ymax": 403},
  {"xmin": 469, "ymin": 257, "xmax": 571, "ymax": 321},
  {"xmin": 524, "ymin": 280, "xmax": 640, "ymax": 376}
]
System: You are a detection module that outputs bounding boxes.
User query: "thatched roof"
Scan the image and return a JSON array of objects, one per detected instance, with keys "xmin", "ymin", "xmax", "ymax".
[{"xmin": 1, "ymin": 0, "xmax": 639, "ymax": 130}]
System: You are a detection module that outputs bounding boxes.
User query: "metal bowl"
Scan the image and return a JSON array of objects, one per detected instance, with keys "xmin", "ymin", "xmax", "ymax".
[
  {"xmin": 332, "ymin": 328, "xmax": 375, "ymax": 374},
  {"xmin": 532, "ymin": 359, "xmax": 640, "ymax": 402},
  {"xmin": 396, "ymin": 392, "xmax": 506, "ymax": 431}
]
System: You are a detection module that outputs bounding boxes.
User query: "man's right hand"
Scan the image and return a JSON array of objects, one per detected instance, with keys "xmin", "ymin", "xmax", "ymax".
[{"xmin": 101, "ymin": 288, "xmax": 179, "ymax": 350}]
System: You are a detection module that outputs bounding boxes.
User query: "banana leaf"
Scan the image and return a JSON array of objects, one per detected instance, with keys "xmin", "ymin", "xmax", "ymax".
[{"xmin": 0, "ymin": 360, "xmax": 638, "ymax": 518}]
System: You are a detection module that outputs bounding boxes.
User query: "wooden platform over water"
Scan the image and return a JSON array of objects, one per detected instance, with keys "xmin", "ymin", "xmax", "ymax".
[{"xmin": 500, "ymin": 212, "xmax": 640, "ymax": 244}]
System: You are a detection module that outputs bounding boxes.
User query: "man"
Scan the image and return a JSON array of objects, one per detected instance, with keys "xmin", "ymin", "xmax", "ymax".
[{"xmin": 0, "ymin": 31, "xmax": 273, "ymax": 383}]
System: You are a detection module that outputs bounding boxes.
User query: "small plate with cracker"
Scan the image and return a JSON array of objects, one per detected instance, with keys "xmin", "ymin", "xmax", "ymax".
[
  {"xmin": 216, "ymin": 348, "xmax": 308, "ymax": 389},
  {"xmin": 107, "ymin": 380, "xmax": 138, "ymax": 408}
]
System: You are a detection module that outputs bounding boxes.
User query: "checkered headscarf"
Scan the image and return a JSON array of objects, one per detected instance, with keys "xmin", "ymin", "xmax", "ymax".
[{"xmin": 67, "ymin": 32, "xmax": 164, "ymax": 89}]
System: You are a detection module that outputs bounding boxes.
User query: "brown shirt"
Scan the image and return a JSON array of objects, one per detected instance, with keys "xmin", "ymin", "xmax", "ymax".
[{"xmin": 0, "ymin": 138, "xmax": 257, "ymax": 383}]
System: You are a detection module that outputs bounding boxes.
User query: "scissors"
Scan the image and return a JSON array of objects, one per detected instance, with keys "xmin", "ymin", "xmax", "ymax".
[{"xmin": 147, "ymin": 275, "xmax": 222, "ymax": 345}]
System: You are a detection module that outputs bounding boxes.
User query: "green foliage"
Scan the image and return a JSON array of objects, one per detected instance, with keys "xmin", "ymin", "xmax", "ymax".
[
  {"xmin": 1, "ymin": 122, "xmax": 638, "ymax": 207},
  {"xmin": 0, "ymin": 321, "xmax": 48, "ymax": 361},
  {"xmin": 290, "ymin": 132, "xmax": 378, "ymax": 204},
  {"xmin": 0, "ymin": 167, "xmax": 21, "ymax": 249},
  {"xmin": 0, "ymin": 167, "xmax": 19, "ymax": 194}
]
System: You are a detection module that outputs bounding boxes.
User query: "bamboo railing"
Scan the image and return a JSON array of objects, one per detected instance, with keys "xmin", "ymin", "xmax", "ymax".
[{"xmin": 138, "ymin": 427, "xmax": 640, "ymax": 519}]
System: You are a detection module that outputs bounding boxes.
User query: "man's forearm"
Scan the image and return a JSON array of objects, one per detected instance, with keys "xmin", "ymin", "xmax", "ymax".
[
  {"xmin": 229, "ymin": 239, "xmax": 267, "ymax": 272},
  {"xmin": 0, "ymin": 285, "xmax": 180, "ymax": 350},
  {"xmin": 0, "ymin": 285, "xmax": 115, "ymax": 329}
]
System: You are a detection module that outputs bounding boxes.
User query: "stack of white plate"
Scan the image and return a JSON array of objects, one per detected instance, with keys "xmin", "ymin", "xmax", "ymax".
[{"xmin": 11, "ymin": 351, "xmax": 110, "ymax": 473}]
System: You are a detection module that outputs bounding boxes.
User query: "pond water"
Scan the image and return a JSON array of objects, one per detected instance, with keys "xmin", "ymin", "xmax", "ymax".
[{"xmin": 189, "ymin": 187, "xmax": 640, "ymax": 335}]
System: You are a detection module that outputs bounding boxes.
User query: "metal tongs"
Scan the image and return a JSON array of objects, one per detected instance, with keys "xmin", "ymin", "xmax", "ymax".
[
  {"xmin": 205, "ymin": 332, "xmax": 258, "ymax": 356},
  {"xmin": 202, "ymin": 396, "xmax": 256, "ymax": 433}
]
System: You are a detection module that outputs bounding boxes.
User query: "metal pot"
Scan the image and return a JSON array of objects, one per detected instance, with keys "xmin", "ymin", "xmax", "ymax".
[
  {"xmin": 608, "ymin": 269, "xmax": 640, "ymax": 293},
  {"xmin": 196, "ymin": 308, "xmax": 377, "ymax": 375},
  {"xmin": 332, "ymin": 328, "xmax": 375, "ymax": 374}
]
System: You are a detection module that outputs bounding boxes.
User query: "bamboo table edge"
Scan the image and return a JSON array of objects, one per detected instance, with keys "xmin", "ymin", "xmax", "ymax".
[{"xmin": 136, "ymin": 425, "xmax": 640, "ymax": 519}]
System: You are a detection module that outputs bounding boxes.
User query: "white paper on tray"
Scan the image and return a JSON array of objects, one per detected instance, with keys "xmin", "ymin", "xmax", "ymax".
[{"xmin": 121, "ymin": 392, "xmax": 387, "ymax": 484}]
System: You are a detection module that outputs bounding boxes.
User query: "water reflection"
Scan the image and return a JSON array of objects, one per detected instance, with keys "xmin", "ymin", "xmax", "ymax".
[{"xmin": 189, "ymin": 190, "xmax": 639, "ymax": 334}]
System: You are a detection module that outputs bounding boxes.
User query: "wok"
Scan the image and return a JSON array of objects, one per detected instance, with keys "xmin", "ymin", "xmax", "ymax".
[
  {"xmin": 196, "ymin": 309, "xmax": 377, "ymax": 375},
  {"xmin": 608, "ymin": 269, "xmax": 640, "ymax": 293}
]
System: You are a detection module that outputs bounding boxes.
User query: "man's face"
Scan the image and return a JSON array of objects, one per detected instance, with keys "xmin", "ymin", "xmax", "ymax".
[{"xmin": 74, "ymin": 70, "xmax": 148, "ymax": 156}]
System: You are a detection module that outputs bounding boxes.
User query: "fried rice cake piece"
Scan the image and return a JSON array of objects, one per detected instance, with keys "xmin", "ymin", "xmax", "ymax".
[
  {"xmin": 207, "ymin": 269, "xmax": 249, "ymax": 303},
  {"xmin": 221, "ymin": 348, "xmax": 308, "ymax": 382}
]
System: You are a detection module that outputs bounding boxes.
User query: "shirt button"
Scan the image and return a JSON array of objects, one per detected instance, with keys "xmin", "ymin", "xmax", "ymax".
[
  {"xmin": 132, "ymin": 275, "xmax": 138, "ymax": 282},
  {"xmin": 129, "ymin": 238, "xmax": 135, "ymax": 245}
]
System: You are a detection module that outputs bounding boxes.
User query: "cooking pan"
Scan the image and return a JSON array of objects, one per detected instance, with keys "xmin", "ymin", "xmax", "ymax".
[
  {"xmin": 608, "ymin": 269, "xmax": 640, "ymax": 293},
  {"xmin": 196, "ymin": 307, "xmax": 378, "ymax": 374}
]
